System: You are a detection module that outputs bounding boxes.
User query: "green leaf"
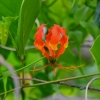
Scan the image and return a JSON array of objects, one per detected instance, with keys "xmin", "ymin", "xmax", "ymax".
[
  {"xmin": 69, "ymin": 28, "xmax": 87, "ymax": 50},
  {"xmin": 17, "ymin": 0, "xmax": 42, "ymax": 57},
  {"xmin": 69, "ymin": 31, "xmax": 83, "ymax": 48},
  {"xmin": 80, "ymin": 21, "xmax": 100, "ymax": 39},
  {"xmin": 90, "ymin": 35, "xmax": 100, "ymax": 71},
  {"xmin": 0, "ymin": 17, "xmax": 16, "ymax": 46},
  {"xmin": 2, "ymin": 76, "xmax": 7, "ymax": 99},
  {"xmin": 0, "ymin": 0, "xmax": 22, "ymax": 18},
  {"xmin": 60, "ymin": 85, "xmax": 77, "ymax": 96},
  {"xmin": 85, "ymin": 0, "xmax": 97, "ymax": 8},
  {"xmin": 71, "ymin": 0, "xmax": 77, "ymax": 9},
  {"xmin": 94, "ymin": 1, "xmax": 100, "ymax": 28},
  {"xmin": 74, "ymin": 5, "xmax": 90, "ymax": 21},
  {"xmin": 0, "ymin": 0, "xmax": 23, "ymax": 43},
  {"xmin": 0, "ymin": 23, "xmax": 9, "ymax": 46},
  {"xmin": 57, "ymin": 48, "xmax": 77, "ymax": 66},
  {"xmin": 33, "ymin": 72, "xmax": 54, "ymax": 97},
  {"xmin": 2, "ymin": 16, "xmax": 17, "ymax": 26},
  {"xmin": 0, "ymin": 80, "xmax": 5, "ymax": 99}
]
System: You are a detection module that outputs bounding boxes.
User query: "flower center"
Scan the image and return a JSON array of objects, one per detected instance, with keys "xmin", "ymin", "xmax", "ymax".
[{"xmin": 49, "ymin": 59, "xmax": 56, "ymax": 64}]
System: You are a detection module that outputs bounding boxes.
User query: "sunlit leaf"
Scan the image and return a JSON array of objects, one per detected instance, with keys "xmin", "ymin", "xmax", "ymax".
[
  {"xmin": 90, "ymin": 35, "xmax": 100, "ymax": 71},
  {"xmin": 0, "ymin": 23, "xmax": 8, "ymax": 46},
  {"xmin": 0, "ymin": 17, "xmax": 16, "ymax": 46},
  {"xmin": 60, "ymin": 86, "xmax": 77, "ymax": 97}
]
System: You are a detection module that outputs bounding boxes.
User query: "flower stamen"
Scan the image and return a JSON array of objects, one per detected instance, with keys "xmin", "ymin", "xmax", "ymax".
[
  {"xmin": 51, "ymin": 64, "xmax": 57, "ymax": 76},
  {"xmin": 31, "ymin": 63, "xmax": 50, "ymax": 73},
  {"xmin": 56, "ymin": 63, "xmax": 84, "ymax": 72}
]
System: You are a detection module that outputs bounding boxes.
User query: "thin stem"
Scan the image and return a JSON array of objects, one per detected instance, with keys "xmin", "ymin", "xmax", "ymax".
[
  {"xmin": 24, "ymin": 72, "xmax": 100, "ymax": 88},
  {"xmin": 14, "ymin": 57, "xmax": 45, "ymax": 73},
  {"xmin": 22, "ymin": 60, "xmax": 25, "ymax": 85},
  {"xmin": 10, "ymin": 77, "xmax": 47, "ymax": 83},
  {"xmin": 35, "ymin": 19, "xmax": 40, "ymax": 27},
  {"xmin": 0, "ymin": 57, "xmax": 45, "ymax": 81},
  {"xmin": 10, "ymin": 77, "xmax": 100, "ymax": 92},
  {"xmin": 0, "ymin": 55, "xmax": 20, "ymax": 100},
  {"xmin": 31, "ymin": 63, "xmax": 50, "ymax": 72},
  {"xmin": 59, "ymin": 82, "xmax": 100, "ymax": 91},
  {"xmin": 85, "ymin": 77, "xmax": 100, "ymax": 100},
  {"xmin": 1, "ymin": 75, "xmax": 100, "ymax": 96},
  {"xmin": 0, "ymin": 86, "xmax": 22, "ymax": 96},
  {"xmin": 8, "ymin": 31, "xmax": 18, "ymax": 51},
  {"xmin": 0, "ymin": 45, "xmax": 35, "ymax": 51}
]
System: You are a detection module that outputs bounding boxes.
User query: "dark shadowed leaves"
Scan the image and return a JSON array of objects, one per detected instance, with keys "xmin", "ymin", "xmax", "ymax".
[{"xmin": 94, "ymin": 1, "xmax": 100, "ymax": 28}]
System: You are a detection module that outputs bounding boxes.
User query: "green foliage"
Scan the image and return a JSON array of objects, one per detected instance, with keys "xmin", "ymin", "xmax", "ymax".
[
  {"xmin": 17, "ymin": 0, "xmax": 42, "ymax": 57},
  {"xmin": 94, "ymin": 1, "xmax": 100, "ymax": 28},
  {"xmin": 74, "ymin": 5, "xmax": 90, "ymax": 22},
  {"xmin": 80, "ymin": 21, "xmax": 100, "ymax": 39},
  {"xmin": 85, "ymin": 0, "xmax": 97, "ymax": 8},
  {"xmin": 3, "ymin": 76, "xmax": 7, "ymax": 99},
  {"xmin": 1, "ymin": 0, "xmax": 100, "ymax": 100},
  {"xmin": 0, "ymin": 23, "xmax": 9, "ymax": 46},
  {"xmin": 0, "ymin": 80, "xmax": 4, "ymax": 99},
  {"xmin": 0, "ymin": 0, "xmax": 22, "ymax": 17},
  {"xmin": 0, "ymin": 0, "xmax": 22, "ymax": 50},
  {"xmin": 60, "ymin": 85, "xmax": 78, "ymax": 97},
  {"xmin": 90, "ymin": 35, "xmax": 100, "ymax": 71},
  {"xmin": 0, "ymin": 17, "xmax": 16, "ymax": 46}
]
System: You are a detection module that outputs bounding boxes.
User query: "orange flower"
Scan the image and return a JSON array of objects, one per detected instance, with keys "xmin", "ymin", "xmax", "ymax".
[
  {"xmin": 34, "ymin": 24, "xmax": 68, "ymax": 60},
  {"xmin": 33, "ymin": 24, "xmax": 82, "ymax": 75}
]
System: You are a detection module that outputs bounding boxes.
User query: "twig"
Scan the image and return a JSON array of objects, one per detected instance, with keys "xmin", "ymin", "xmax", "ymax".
[
  {"xmin": 1, "ymin": 73, "xmax": 100, "ymax": 96},
  {"xmin": 35, "ymin": 19, "xmax": 40, "ymax": 27},
  {"xmin": 0, "ymin": 57, "xmax": 45, "ymax": 81},
  {"xmin": 0, "ymin": 55, "xmax": 20, "ymax": 100},
  {"xmin": 0, "ymin": 86, "xmax": 22, "ymax": 97},
  {"xmin": 23, "ymin": 73, "xmax": 100, "ymax": 88},
  {"xmin": 10, "ymin": 76, "xmax": 46, "ymax": 83},
  {"xmin": 0, "ymin": 45, "xmax": 16, "ymax": 51},
  {"xmin": 81, "ymin": 44, "xmax": 92, "ymax": 48},
  {"xmin": 85, "ymin": 77, "xmax": 100, "ymax": 100},
  {"xmin": 59, "ymin": 82, "xmax": 100, "ymax": 91},
  {"xmin": 0, "ymin": 45, "xmax": 35, "ymax": 51},
  {"xmin": 21, "ymin": 59, "xmax": 25, "ymax": 85},
  {"xmin": 0, "ymin": 43, "xmax": 94, "ymax": 51},
  {"xmin": 10, "ymin": 77, "xmax": 100, "ymax": 92}
]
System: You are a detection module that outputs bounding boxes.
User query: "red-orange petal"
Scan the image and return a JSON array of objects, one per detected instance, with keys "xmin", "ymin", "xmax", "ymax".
[
  {"xmin": 34, "ymin": 24, "xmax": 50, "ymax": 59},
  {"xmin": 55, "ymin": 45, "xmax": 66, "ymax": 59},
  {"xmin": 40, "ymin": 48, "xmax": 51, "ymax": 60},
  {"xmin": 34, "ymin": 24, "xmax": 46, "ymax": 49},
  {"xmin": 46, "ymin": 25, "xmax": 61, "ymax": 50},
  {"xmin": 55, "ymin": 27, "xmax": 68, "ymax": 59}
]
